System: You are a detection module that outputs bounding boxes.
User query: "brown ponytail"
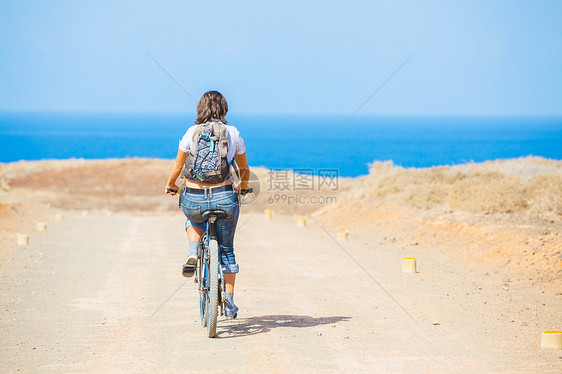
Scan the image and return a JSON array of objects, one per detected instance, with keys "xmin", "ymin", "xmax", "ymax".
[{"xmin": 195, "ymin": 91, "xmax": 228, "ymax": 124}]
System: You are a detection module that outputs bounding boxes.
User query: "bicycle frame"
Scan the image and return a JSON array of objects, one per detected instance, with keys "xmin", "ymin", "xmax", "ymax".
[
  {"xmin": 199, "ymin": 218, "xmax": 224, "ymax": 288},
  {"xmin": 195, "ymin": 215, "xmax": 224, "ymax": 338}
]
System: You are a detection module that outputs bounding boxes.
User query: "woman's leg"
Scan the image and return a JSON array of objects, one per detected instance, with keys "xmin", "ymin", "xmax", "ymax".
[
  {"xmin": 211, "ymin": 191, "xmax": 240, "ymax": 316},
  {"xmin": 180, "ymin": 191, "xmax": 207, "ymax": 276},
  {"xmin": 224, "ymin": 273, "xmax": 236, "ymax": 293},
  {"xmin": 215, "ymin": 206, "xmax": 240, "ymax": 292},
  {"xmin": 182, "ymin": 225, "xmax": 204, "ymax": 277},
  {"xmin": 186, "ymin": 225, "xmax": 204, "ymax": 242}
]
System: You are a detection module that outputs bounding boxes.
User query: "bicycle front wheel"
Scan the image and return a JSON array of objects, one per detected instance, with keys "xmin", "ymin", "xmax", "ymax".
[{"xmin": 206, "ymin": 238, "xmax": 219, "ymax": 338}]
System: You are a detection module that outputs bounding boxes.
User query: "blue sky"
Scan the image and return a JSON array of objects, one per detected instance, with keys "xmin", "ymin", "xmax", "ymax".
[{"xmin": 0, "ymin": 1, "xmax": 561, "ymax": 115}]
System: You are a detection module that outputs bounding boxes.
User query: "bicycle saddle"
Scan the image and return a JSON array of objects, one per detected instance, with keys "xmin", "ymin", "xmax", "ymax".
[{"xmin": 201, "ymin": 209, "xmax": 228, "ymax": 220}]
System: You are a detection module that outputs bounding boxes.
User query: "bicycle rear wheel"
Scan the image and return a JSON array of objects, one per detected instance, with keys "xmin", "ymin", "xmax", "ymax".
[
  {"xmin": 198, "ymin": 235, "xmax": 207, "ymax": 327},
  {"xmin": 206, "ymin": 238, "xmax": 219, "ymax": 338}
]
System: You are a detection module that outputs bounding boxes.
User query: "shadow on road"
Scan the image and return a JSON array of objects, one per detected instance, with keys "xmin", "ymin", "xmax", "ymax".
[{"xmin": 218, "ymin": 314, "xmax": 351, "ymax": 338}]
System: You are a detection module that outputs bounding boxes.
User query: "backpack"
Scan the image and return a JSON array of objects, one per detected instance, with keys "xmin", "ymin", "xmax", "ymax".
[{"xmin": 184, "ymin": 121, "xmax": 231, "ymax": 183}]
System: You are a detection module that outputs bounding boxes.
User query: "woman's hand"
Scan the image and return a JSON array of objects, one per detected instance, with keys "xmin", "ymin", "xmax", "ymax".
[
  {"xmin": 165, "ymin": 150, "xmax": 188, "ymax": 196},
  {"xmin": 165, "ymin": 184, "xmax": 179, "ymax": 195}
]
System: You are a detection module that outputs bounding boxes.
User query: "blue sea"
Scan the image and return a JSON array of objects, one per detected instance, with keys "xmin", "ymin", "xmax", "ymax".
[{"xmin": 1, "ymin": 112, "xmax": 561, "ymax": 177}]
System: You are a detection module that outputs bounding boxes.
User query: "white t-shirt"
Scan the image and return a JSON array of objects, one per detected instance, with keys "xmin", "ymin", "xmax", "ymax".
[{"xmin": 178, "ymin": 122, "xmax": 246, "ymax": 163}]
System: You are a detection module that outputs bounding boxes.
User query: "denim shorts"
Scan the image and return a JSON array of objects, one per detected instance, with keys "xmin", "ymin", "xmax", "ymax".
[{"xmin": 180, "ymin": 186, "xmax": 240, "ymax": 273}]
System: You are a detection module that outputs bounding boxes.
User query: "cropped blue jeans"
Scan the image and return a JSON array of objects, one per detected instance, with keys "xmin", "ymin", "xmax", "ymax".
[{"xmin": 180, "ymin": 187, "xmax": 240, "ymax": 273}]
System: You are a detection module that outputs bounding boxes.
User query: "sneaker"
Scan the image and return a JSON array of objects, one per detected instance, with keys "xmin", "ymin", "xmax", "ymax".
[
  {"xmin": 181, "ymin": 249, "xmax": 197, "ymax": 278},
  {"xmin": 224, "ymin": 309, "xmax": 238, "ymax": 319},
  {"xmin": 224, "ymin": 292, "xmax": 239, "ymax": 319}
]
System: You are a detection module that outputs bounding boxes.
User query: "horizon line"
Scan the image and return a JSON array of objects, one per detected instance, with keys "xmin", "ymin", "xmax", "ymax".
[{"xmin": 1, "ymin": 110, "xmax": 561, "ymax": 119}]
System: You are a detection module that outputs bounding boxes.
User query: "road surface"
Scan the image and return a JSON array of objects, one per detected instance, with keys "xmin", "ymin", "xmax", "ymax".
[{"xmin": 1, "ymin": 212, "xmax": 560, "ymax": 372}]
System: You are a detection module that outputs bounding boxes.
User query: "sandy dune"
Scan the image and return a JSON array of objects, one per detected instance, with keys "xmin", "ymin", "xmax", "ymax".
[{"xmin": 0, "ymin": 157, "xmax": 561, "ymax": 372}]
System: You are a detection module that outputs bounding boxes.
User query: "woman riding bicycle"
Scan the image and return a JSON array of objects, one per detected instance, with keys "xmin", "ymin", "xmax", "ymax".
[{"xmin": 165, "ymin": 91, "xmax": 250, "ymax": 319}]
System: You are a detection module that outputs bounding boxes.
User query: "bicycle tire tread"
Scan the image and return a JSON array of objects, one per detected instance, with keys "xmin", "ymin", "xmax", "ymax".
[{"xmin": 207, "ymin": 239, "xmax": 219, "ymax": 338}]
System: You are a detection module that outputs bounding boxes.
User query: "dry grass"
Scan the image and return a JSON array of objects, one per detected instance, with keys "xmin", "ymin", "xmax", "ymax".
[
  {"xmin": 359, "ymin": 157, "xmax": 562, "ymax": 215},
  {"xmin": 316, "ymin": 156, "xmax": 562, "ymax": 286},
  {"xmin": 2, "ymin": 156, "xmax": 560, "ymax": 285},
  {"xmin": 3, "ymin": 156, "xmax": 560, "ymax": 216}
]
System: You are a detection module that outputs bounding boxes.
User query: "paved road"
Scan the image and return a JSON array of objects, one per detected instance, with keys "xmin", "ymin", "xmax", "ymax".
[{"xmin": 1, "ymin": 212, "xmax": 560, "ymax": 372}]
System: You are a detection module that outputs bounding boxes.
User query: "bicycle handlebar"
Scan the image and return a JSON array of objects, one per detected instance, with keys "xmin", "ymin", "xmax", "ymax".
[{"xmin": 239, "ymin": 188, "xmax": 253, "ymax": 196}]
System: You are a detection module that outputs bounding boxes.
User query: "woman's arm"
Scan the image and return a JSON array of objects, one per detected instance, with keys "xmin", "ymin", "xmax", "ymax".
[
  {"xmin": 234, "ymin": 152, "xmax": 250, "ymax": 190},
  {"xmin": 165, "ymin": 149, "xmax": 189, "ymax": 195}
]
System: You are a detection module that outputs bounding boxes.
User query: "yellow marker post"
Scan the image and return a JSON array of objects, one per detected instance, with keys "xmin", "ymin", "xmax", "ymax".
[
  {"xmin": 16, "ymin": 234, "xmax": 29, "ymax": 246},
  {"xmin": 541, "ymin": 331, "xmax": 562, "ymax": 350},
  {"xmin": 297, "ymin": 217, "xmax": 306, "ymax": 228},
  {"xmin": 264, "ymin": 209, "xmax": 273, "ymax": 220},
  {"xmin": 336, "ymin": 230, "xmax": 349, "ymax": 240},
  {"xmin": 402, "ymin": 258, "xmax": 417, "ymax": 273},
  {"xmin": 37, "ymin": 222, "xmax": 47, "ymax": 231}
]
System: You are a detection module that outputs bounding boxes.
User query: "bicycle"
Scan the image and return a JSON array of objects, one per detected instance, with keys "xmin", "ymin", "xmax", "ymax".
[
  {"xmin": 195, "ymin": 188, "xmax": 253, "ymax": 338},
  {"xmin": 196, "ymin": 208, "xmax": 226, "ymax": 338}
]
